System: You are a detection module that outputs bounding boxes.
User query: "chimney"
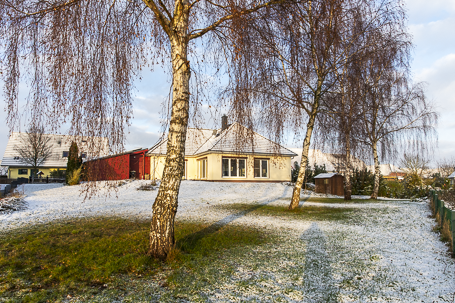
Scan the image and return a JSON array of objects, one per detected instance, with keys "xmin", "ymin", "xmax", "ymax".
[{"xmin": 221, "ymin": 115, "xmax": 228, "ymax": 131}]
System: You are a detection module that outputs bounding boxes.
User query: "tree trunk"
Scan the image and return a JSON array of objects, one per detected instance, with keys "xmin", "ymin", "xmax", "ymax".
[
  {"xmin": 149, "ymin": 10, "xmax": 190, "ymax": 260},
  {"xmin": 371, "ymin": 140, "xmax": 380, "ymax": 199},
  {"xmin": 344, "ymin": 135, "xmax": 352, "ymax": 200},
  {"xmin": 289, "ymin": 107, "xmax": 318, "ymax": 210}
]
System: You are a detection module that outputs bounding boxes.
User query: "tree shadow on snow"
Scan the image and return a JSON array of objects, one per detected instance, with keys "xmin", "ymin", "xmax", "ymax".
[
  {"xmin": 301, "ymin": 222, "xmax": 339, "ymax": 302},
  {"xmin": 177, "ymin": 186, "xmax": 289, "ymax": 251}
]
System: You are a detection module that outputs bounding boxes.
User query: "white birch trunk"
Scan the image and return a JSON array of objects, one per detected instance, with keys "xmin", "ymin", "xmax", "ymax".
[
  {"xmin": 149, "ymin": 3, "xmax": 191, "ymax": 260},
  {"xmin": 289, "ymin": 106, "xmax": 318, "ymax": 210},
  {"xmin": 371, "ymin": 140, "xmax": 380, "ymax": 199}
]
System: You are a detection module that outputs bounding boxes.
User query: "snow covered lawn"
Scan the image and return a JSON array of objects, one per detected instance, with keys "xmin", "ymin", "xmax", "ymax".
[{"xmin": 1, "ymin": 180, "xmax": 454, "ymax": 302}]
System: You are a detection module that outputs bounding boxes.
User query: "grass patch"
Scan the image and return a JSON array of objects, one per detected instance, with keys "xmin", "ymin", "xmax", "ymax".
[
  {"xmin": 0, "ymin": 217, "xmax": 271, "ymax": 302},
  {"xmin": 301, "ymin": 197, "xmax": 389, "ymax": 204},
  {"xmin": 216, "ymin": 203, "xmax": 359, "ymax": 221}
]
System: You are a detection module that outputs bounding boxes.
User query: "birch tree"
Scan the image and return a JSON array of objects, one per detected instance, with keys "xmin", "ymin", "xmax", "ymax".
[
  {"xmin": 229, "ymin": 0, "xmax": 404, "ymax": 209},
  {"xmin": 0, "ymin": 0, "xmax": 292, "ymax": 260},
  {"xmin": 355, "ymin": 22, "xmax": 438, "ymax": 199}
]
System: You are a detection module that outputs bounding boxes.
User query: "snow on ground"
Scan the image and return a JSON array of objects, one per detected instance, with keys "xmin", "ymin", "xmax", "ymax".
[{"xmin": 1, "ymin": 181, "xmax": 454, "ymax": 302}]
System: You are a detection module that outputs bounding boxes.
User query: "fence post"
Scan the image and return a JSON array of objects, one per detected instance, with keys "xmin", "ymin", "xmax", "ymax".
[{"xmin": 451, "ymin": 209, "xmax": 455, "ymax": 255}]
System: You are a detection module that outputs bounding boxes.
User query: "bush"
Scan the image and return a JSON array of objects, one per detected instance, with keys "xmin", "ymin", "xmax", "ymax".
[
  {"xmin": 67, "ymin": 167, "xmax": 82, "ymax": 186},
  {"xmin": 66, "ymin": 141, "xmax": 82, "ymax": 185},
  {"xmin": 291, "ymin": 162, "xmax": 327, "ymax": 185},
  {"xmin": 50, "ymin": 169, "xmax": 66, "ymax": 178}
]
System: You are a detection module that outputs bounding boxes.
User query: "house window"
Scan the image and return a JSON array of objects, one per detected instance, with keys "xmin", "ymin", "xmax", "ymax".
[
  {"xmin": 18, "ymin": 169, "xmax": 28, "ymax": 175},
  {"xmin": 222, "ymin": 158, "xmax": 246, "ymax": 178},
  {"xmin": 62, "ymin": 151, "xmax": 69, "ymax": 157},
  {"xmin": 254, "ymin": 159, "xmax": 268, "ymax": 178},
  {"xmin": 198, "ymin": 158, "xmax": 207, "ymax": 179},
  {"xmin": 183, "ymin": 160, "xmax": 187, "ymax": 179},
  {"xmin": 324, "ymin": 179, "xmax": 329, "ymax": 184},
  {"xmin": 81, "ymin": 153, "xmax": 87, "ymax": 159}
]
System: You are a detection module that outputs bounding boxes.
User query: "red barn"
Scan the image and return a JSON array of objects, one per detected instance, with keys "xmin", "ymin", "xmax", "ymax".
[{"xmin": 85, "ymin": 148, "xmax": 150, "ymax": 181}]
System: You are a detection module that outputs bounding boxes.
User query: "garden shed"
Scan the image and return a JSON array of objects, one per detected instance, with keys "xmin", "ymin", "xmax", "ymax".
[
  {"xmin": 84, "ymin": 148, "xmax": 150, "ymax": 181},
  {"xmin": 314, "ymin": 173, "xmax": 345, "ymax": 196},
  {"xmin": 449, "ymin": 171, "xmax": 455, "ymax": 186}
]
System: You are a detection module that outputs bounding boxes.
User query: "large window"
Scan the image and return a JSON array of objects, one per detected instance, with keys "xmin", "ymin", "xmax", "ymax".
[
  {"xmin": 222, "ymin": 158, "xmax": 246, "ymax": 178},
  {"xmin": 198, "ymin": 158, "xmax": 207, "ymax": 179},
  {"xmin": 254, "ymin": 159, "xmax": 268, "ymax": 178},
  {"xmin": 18, "ymin": 169, "xmax": 28, "ymax": 175}
]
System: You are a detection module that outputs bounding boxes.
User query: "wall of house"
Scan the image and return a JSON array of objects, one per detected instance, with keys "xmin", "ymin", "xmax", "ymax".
[
  {"xmin": 8, "ymin": 167, "xmax": 64, "ymax": 179},
  {"xmin": 85, "ymin": 154, "xmax": 130, "ymax": 181},
  {"xmin": 149, "ymin": 153, "xmax": 292, "ymax": 182},
  {"xmin": 201, "ymin": 153, "xmax": 291, "ymax": 182},
  {"xmin": 150, "ymin": 156, "xmax": 166, "ymax": 180}
]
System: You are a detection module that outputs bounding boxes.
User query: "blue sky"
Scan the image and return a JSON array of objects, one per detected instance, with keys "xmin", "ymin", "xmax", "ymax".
[{"xmin": 0, "ymin": 1, "xmax": 453, "ymax": 166}]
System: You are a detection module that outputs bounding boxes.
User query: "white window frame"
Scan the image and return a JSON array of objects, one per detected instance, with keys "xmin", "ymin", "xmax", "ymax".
[
  {"xmin": 222, "ymin": 158, "xmax": 247, "ymax": 178},
  {"xmin": 198, "ymin": 158, "xmax": 207, "ymax": 179},
  {"xmin": 254, "ymin": 158, "xmax": 269, "ymax": 178},
  {"xmin": 183, "ymin": 160, "xmax": 187, "ymax": 180}
]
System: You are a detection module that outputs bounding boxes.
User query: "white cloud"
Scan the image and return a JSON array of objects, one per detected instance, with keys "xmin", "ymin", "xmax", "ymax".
[{"xmin": 406, "ymin": 0, "xmax": 455, "ymax": 23}]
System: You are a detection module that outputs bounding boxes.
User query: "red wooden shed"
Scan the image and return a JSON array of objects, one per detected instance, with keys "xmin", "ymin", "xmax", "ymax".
[
  {"xmin": 84, "ymin": 148, "xmax": 150, "ymax": 181},
  {"xmin": 314, "ymin": 173, "xmax": 345, "ymax": 196}
]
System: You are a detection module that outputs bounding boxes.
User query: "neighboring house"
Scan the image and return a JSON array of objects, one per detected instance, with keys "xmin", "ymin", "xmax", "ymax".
[
  {"xmin": 368, "ymin": 164, "xmax": 406, "ymax": 180},
  {"xmin": 314, "ymin": 173, "xmax": 345, "ymax": 196},
  {"xmin": 1, "ymin": 133, "xmax": 109, "ymax": 179},
  {"xmin": 449, "ymin": 171, "xmax": 455, "ymax": 186},
  {"xmin": 289, "ymin": 148, "xmax": 367, "ymax": 173},
  {"xmin": 148, "ymin": 119, "xmax": 297, "ymax": 182}
]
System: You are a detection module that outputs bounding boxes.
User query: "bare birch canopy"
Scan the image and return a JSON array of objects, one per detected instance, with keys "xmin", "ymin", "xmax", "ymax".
[{"xmin": 0, "ymin": 0, "xmax": 286, "ymax": 151}]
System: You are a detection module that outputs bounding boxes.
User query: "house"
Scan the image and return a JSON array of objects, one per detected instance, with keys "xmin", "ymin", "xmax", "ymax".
[
  {"xmin": 369, "ymin": 164, "xmax": 406, "ymax": 180},
  {"xmin": 289, "ymin": 148, "xmax": 367, "ymax": 173},
  {"xmin": 314, "ymin": 173, "xmax": 345, "ymax": 196},
  {"xmin": 1, "ymin": 132, "xmax": 109, "ymax": 179},
  {"xmin": 148, "ymin": 117, "xmax": 297, "ymax": 182},
  {"xmin": 449, "ymin": 171, "xmax": 455, "ymax": 186},
  {"xmin": 84, "ymin": 148, "xmax": 150, "ymax": 181}
]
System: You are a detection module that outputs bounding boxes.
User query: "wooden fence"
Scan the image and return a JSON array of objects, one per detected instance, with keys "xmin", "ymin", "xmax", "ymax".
[{"xmin": 429, "ymin": 190, "xmax": 455, "ymax": 255}]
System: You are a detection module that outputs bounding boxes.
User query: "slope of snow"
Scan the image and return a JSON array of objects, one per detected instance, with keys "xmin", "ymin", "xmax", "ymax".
[{"xmin": 1, "ymin": 181, "xmax": 454, "ymax": 302}]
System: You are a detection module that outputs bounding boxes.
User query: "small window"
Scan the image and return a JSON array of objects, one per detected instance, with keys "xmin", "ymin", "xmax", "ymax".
[
  {"xmin": 254, "ymin": 159, "xmax": 268, "ymax": 178},
  {"xmin": 324, "ymin": 179, "xmax": 329, "ymax": 184},
  {"xmin": 62, "ymin": 151, "xmax": 69, "ymax": 157},
  {"xmin": 222, "ymin": 158, "xmax": 246, "ymax": 178},
  {"xmin": 18, "ymin": 168, "xmax": 28, "ymax": 175},
  {"xmin": 198, "ymin": 158, "xmax": 207, "ymax": 179},
  {"xmin": 81, "ymin": 153, "xmax": 87, "ymax": 158},
  {"xmin": 183, "ymin": 160, "xmax": 187, "ymax": 179}
]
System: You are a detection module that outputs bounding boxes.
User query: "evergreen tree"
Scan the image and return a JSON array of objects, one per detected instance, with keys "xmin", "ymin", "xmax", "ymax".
[{"xmin": 66, "ymin": 142, "xmax": 82, "ymax": 185}]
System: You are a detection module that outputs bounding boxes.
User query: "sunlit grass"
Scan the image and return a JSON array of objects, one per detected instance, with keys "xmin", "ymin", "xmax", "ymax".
[
  {"xmin": 0, "ymin": 217, "xmax": 272, "ymax": 302},
  {"xmin": 302, "ymin": 197, "xmax": 388, "ymax": 203},
  {"xmin": 216, "ymin": 203, "xmax": 360, "ymax": 221}
]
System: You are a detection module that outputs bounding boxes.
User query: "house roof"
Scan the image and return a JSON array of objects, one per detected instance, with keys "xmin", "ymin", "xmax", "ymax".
[
  {"xmin": 1, "ymin": 132, "xmax": 109, "ymax": 168},
  {"xmin": 289, "ymin": 148, "xmax": 367, "ymax": 172},
  {"xmin": 85, "ymin": 148, "xmax": 148, "ymax": 162},
  {"xmin": 449, "ymin": 171, "xmax": 455, "ymax": 179},
  {"xmin": 314, "ymin": 173, "xmax": 339, "ymax": 179},
  {"xmin": 148, "ymin": 123, "xmax": 297, "ymax": 157}
]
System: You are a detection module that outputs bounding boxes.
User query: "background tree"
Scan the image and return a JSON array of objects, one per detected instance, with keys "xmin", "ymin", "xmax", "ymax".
[
  {"xmin": 436, "ymin": 157, "xmax": 455, "ymax": 178},
  {"xmin": 0, "ymin": 0, "xmax": 296, "ymax": 260},
  {"xmin": 226, "ymin": 0, "xmax": 406, "ymax": 208},
  {"xmin": 399, "ymin": 153, "xmax": 429, "ymax": 179},
  {"xmin": 66, "ymin": 141, "xmax": 82, "ymax": 185},
  {"xmin": 358, "ymin": 43, "xmax": 438, "ymax": 199},
  {"xmin": 14, "ymin": 126, "xmax": 53, "ymax": 182}
]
